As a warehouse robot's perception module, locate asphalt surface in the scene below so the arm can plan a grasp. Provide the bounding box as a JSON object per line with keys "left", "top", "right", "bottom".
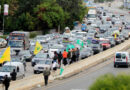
{"left": 31, "top": 49, "right": 130, "bottom": 90}
{"left": 32, "top": 1, "right": 130, "bottom": 90}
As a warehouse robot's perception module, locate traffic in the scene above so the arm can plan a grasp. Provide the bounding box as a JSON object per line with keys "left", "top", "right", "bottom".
{"left": 0, "top": 6, "right": 130, "bottom": 84}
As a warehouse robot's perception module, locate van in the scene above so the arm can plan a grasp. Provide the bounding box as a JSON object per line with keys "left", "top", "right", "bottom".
{"left": 0, "top": 62, "right": 25, "bottom": 81}
{"left": 8, "top": 31, "right": 30, "bottom": 53}
{"left": 114, "top": 52, "right": 130, "bottom": 67}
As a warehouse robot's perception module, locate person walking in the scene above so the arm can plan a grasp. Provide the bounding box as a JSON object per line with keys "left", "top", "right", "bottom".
{"left": 62, "top": 50, "right": 68, "bottom": 66}
{"left": 72, "top": 52, "right": 76, "bottom": 63}
{"left": 75, "top": 48, "right": 80, "bottom": 61}
{"left": 3, "top": 75, "right": 11, "bottom": 90}
{"left": 53, "top": 51, "right": 58, "bottom": 62}
{"left": 43, "top": 67, "right": 51, "bottom": 86}
{"left": 67, "top": 49, "right": 72, "bottom": 64}
{"left": 58, "top": 51, "right": 62, "bottom": 66}
{"left": 10, "top": 69, "right": 17, "bottom": 81}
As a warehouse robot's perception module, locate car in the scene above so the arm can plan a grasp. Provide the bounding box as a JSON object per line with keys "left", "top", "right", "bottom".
{"left": 0, "top": 62, "right": 25, "bottom": 82}
{"left": 119, "top": 34, "right": 125, "bottom": 42}
{"left": 115, "top": 37, "right": 121, "bottom": 45}
{"left": 19, "top": 50, "right": 32, "bottom": 62}
{"left": 36, "top": 35, "right": 48, "bottom": 44}
{"left": 29, "top": 39, "right": 36, "bottom": 46}
{"left": 31, "top": 53, "right": 49, "bottom": 66}
{"left": 106, "top": 37, "right": 116, "bottom": 47}
{"left": 99, "top": 39, "right": 111, "bottom": 50}
{"left": 0, "top": 38, "right": 7, "bottom": 48}
{"left": 33, "top": 59, "right": 53, "bottom": 74}
{"left": 91, "top": 43, "right": 103, "bottom": 54}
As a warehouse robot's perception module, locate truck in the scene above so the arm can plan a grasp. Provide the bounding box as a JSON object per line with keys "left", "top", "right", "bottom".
{"left": 8, "top": 31, "right": 30, "bottom": 54}
{"left": 87, "top": 9, "right": 97, "bottom": 24}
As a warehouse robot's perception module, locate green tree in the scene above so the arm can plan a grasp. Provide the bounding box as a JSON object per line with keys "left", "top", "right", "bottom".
{"left": 56, "top": 0, "right": 86, "bottom": 29}
{"left": 90, "top": 74, "right": 130, "bottom": 90}
{"left": 34, "top": 0, "right": 65, "bottom": 33}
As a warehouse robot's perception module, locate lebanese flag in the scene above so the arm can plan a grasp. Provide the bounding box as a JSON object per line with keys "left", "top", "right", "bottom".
{"left": 4, "top": 4, "right": 9, "bottom": 15}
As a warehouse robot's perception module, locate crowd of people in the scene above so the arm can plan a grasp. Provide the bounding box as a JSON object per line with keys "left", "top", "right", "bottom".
{"left": 52, "top": 48, "right": 80, "bottom": 70}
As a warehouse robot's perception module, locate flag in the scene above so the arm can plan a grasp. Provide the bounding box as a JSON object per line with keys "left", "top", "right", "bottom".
{"left": 114, "top": 34, "right": 117, "bottom": 39}
{"left": 34, "top": 41, "right": 43, "bottom": 55}
{"left": 0, "top": 47, "right": 11, "bottom": 63}
{"left": 4, "top": 4, "right": 9, "bottom": 15}
{"left": 60, "top": 67, "right": 64, "bottom": 75}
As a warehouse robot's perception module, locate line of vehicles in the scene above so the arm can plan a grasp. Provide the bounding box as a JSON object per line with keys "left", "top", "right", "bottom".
{"left": 0, "top": 6, "right": 129, "bottom": 82}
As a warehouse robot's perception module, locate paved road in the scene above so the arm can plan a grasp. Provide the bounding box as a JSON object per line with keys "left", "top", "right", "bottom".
{"left": 32, "top": 51, "right": 130, "bottom": 90}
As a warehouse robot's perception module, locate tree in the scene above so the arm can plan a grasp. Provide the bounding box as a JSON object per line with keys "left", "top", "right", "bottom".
{"left": 90, "top": 74, "right": 130, "bottom": 90}
{"left": 34, "top": 0, "right": 65, "bottom": 33}
{"left": 56, "top": 0, "right": 86, "bottom": 29}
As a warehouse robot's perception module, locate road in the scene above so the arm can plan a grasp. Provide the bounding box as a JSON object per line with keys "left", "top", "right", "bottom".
{"left": 32, "top": 1, "right": 130, "bottom": 90}
{"left": 32, "top": 50, "right": 130, "bottom": 90}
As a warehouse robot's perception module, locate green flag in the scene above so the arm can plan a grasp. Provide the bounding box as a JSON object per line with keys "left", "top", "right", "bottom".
{"left": 60, "top": 67, "right": 64, "bottom": 75}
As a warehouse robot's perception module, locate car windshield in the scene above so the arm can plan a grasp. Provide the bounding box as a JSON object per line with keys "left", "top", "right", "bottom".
{"left": 0, "top": 39, "right": 4, "bottom": 42}
{"left": 100, "top": 40, "right": 109, "bottom": 43}
{"left": 36, "top": 60, "right": 46, "bottom": 64}
{"left": 92, "top": 44, "right": 99, "bottom": 47}
{"left": 51, "top": 45, "right": 63, "bottom": 49}
{"left": 45, "top": 60, "right": 52, "bottom": 65}
{"left": 36, "top": 37, "right": 46, "bottom": 40}
{"left": 35, "top": 53, "right": 47, "bottom": 58}
{"left": 8, "top": 40, "right": 23, "bottom": 48}
{"left": 116, "top": 53, "right": 121, "bottom": 58}
{"left": 0, "top": 65, "right": 16, "bottom": 72}
{"left": 87, "top": 14, "right": 96, "bottom": 18}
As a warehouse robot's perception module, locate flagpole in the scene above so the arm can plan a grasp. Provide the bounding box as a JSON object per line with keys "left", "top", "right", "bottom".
{"left": 2, "top": 14, "right": 4, "bottom": 34}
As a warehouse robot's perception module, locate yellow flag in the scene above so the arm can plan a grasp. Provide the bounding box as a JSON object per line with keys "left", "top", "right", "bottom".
{"left": 114, "top": 34, "right": 117, "bottom": 39}
{"left": 34, "top": 41, "right": 43, "bottom": 55}
{"left": 0, "top": 47, "right": 11, "bottom": 63}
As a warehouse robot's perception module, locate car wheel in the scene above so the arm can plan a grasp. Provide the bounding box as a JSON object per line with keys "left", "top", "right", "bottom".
{"left": 34, "top": 70, "right": 37, "bottom": 74}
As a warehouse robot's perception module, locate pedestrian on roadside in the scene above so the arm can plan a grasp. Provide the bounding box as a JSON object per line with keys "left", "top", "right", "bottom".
{"left": 62, "top": 50, "right": 68, "bottom": 66}
{"left": 10, "top": 69, "right": 17, "bottom": 81}
{"left": 53, "top": 51, "right": 58, "bottom": 62}
{"left": 58, "top": 51, "right": 62, "bottom": 66}
{"left": 75, "top": 48, "right": 80, "bottom": 61}
{"left": 72, "top": 52, "right": 76, "bottom": 63}
{"left": 43, "top": 67, "right": 51, "bottom": 86}
{"left": 3, "top": 75, "right": 11, "bottom": 90}
{"left": 67, "top": 49, "right": 72, "bottom": 64}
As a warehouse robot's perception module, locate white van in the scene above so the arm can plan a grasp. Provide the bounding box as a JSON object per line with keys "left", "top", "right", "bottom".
{"left": 1, "top": 62, "right": 25, "bottom": 80}
{"left": 114, "top": 52, "right": 130, "bottom": 67}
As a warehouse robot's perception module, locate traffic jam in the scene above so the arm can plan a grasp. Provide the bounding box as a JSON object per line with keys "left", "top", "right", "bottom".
{"left": 0, "top": 6, "right": 130, "bottom": 83}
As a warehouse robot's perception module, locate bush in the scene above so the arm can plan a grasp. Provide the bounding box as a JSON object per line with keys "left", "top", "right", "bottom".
{"left": 89, "top": 73, "right": 130, "bottom": 90}
{"left": 30, "top": 32, "right": 37, "bottom": 38}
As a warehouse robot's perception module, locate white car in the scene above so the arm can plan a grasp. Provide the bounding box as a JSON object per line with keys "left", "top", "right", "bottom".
{"left": 0, "top": 62, "right": 25, "bottom": 82}
{"left": 33, "top": 59, "right": 52, "bottom": 74}
{"left": 36, "top": 35, "right": 48, "bottom": 44}
{"left": 0, "top": 38, "right": 7, "bottom": 48}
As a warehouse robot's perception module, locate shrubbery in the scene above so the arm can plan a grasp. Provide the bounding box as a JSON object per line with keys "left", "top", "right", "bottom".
{"left": 90, "top": 73, "right": 130, "bottom": 90}
{"left": 30, "top": 32, "right": 37, "bottom": 38}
